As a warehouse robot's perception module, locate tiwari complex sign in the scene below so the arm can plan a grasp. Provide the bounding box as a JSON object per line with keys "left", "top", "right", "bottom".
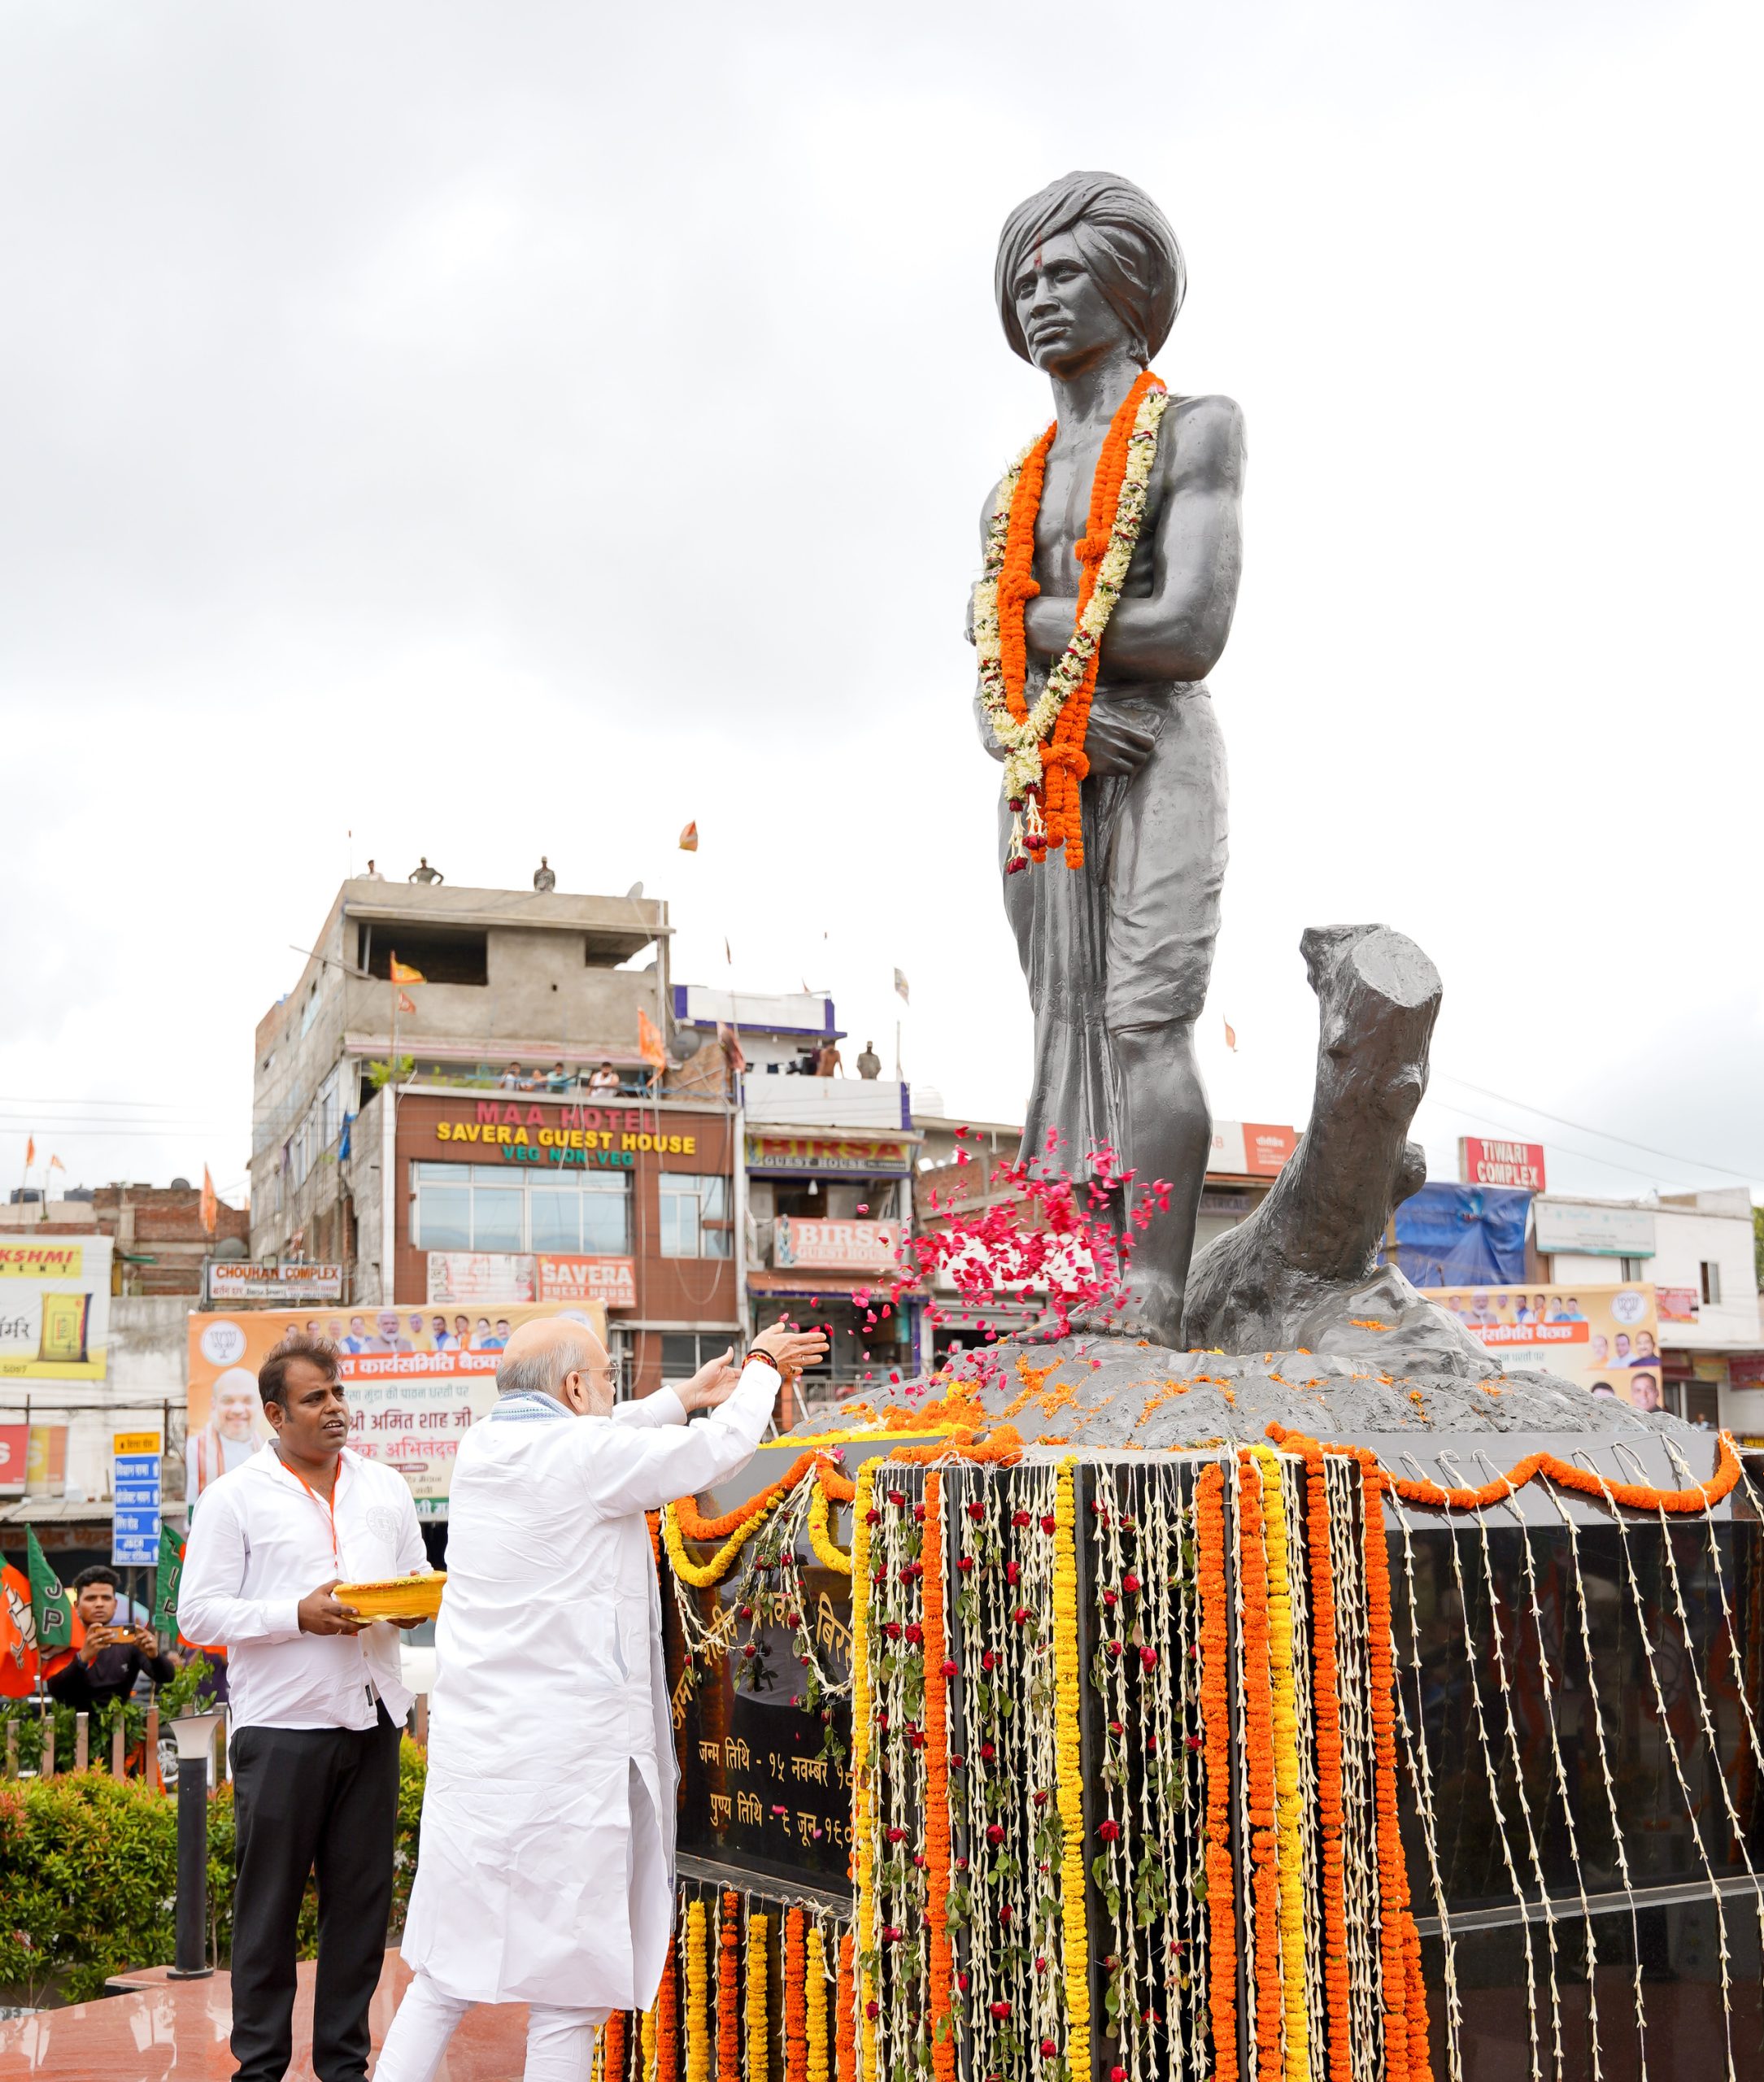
{"left": 1457, "top": 1138, "right": 1547, "bottom": 1191}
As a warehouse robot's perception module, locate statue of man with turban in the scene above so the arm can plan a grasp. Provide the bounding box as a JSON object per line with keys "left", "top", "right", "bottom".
{"left": 974, "top": 169, "right": 1245, "bottom": 1348}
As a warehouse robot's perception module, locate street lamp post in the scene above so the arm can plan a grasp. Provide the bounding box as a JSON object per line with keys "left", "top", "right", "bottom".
{"left": 167, "top": 1710, "right": 224, "bottom": 1979}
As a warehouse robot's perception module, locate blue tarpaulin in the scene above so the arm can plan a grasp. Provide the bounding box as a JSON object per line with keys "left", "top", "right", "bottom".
{"left": 1392, "top": 1180, "right": 1530, "bottom": 1287}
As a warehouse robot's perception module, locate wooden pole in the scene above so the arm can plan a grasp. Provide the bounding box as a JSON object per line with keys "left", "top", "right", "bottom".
{"left": 414, "top": 1694, "right": 429, "bottom": 1747}
{"left": 147, "top": 1699, "right": 161, "bottom": 1789}
{"left": 41, "top": 1710, "right": 54, "bottom": 1779}
{"left": 111, "top": 1718, "right": 127, "bottom": 1777}
{"left": 5, "top": 1721, "right": 16, "bottom": 1778}
{"left": 75, "top": 1711, "right": 89, "bottom": 1771}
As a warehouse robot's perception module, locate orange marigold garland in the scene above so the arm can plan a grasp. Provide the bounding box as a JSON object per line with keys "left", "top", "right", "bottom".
{"left": 717, "top": 1892, "right": 742, "bottom": 2082}
{"left": 1298, "top": 1440, "right": 1352, "bottom": 2082}
{"left": 1235, "top": 1450, "right": 1283, "bottom": 2082}
{"left": 1359, "top": 1461, "right": 1422, "bottom": 2082}
{"left": 836, "top": 1929, "right": 857, "bottom": 2082}
{"left": 1195, "top": 1461, "right": 1239, "bottom": 2076}
{"left": 919, "top": 1470, "right": 956, "bottom": 2082}
{"left": 785, "top": 1910, "right": 808, "bottom": 2082}
{"left": 603, "top": 2012, "right": 628, "bottom": 2082}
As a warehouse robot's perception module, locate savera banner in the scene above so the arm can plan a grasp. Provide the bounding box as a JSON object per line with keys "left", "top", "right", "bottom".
{"left": 1435, "top": 1281, "right": 1662, "bottom": 1409}
{"left": 185, "top": 1299, "right": 608, "bottom": 1507}
{"left": 0, "top": 1236, "right": 114, "bottom": 1380}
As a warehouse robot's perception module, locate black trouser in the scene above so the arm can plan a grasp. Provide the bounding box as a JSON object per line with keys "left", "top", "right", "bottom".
{"left": 229, "top": 1704, "right": 402, "bottom": 2082}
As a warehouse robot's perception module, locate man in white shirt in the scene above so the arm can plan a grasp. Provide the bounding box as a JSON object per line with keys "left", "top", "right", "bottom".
{"left": 179, "top": 1332, "right": 429, "bottom": 2082}
{"left": 374, "top": 1314, "right": 825, "bottom": 2082}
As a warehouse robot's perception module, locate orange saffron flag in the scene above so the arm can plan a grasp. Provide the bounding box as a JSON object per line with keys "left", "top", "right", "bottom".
{"left": 638, "top": 1008, "right": 669, "bottom": 1072}
{"left": 677, "top": 820, "right": 699, "bottom": 852}
{"left": 199, "top": 1165, "right": 218, "bottom": 1237}
{"left": 390, "top": 953, "right": 426, "bottom": 984}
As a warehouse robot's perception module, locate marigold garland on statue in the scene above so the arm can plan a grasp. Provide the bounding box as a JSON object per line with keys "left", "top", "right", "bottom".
{"left": 1358, "top": 1462, "right": 1418, "bottom": 2082}
{"left": 973, "top": 371, "right": 1172, "bottom": 870}
{"left": 1295, "top": 1441, "right": 1352, "bottom": 2080}
{"left": 808, "top": 1482, "right": 853, "bottom": 1575}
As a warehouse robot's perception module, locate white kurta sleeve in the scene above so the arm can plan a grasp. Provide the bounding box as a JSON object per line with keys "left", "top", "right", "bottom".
{"left": 580, "top": 1361, "right": 780, "bottom": 1520}
{"left": 611, "top": 1387, "right": 687, "bottom": 1431}
{"left": 178, "top": 1486, "right": 304, "bottom": 1647}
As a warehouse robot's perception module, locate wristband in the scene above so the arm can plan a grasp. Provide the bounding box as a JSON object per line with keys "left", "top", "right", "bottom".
{"left": 747, "top": 1348, "right": 782, "bottom": 1375}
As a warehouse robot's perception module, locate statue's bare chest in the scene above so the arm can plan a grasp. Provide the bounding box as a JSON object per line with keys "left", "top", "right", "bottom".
{"left": 1030, "top": 427, "right": 1161, "bottom": 597}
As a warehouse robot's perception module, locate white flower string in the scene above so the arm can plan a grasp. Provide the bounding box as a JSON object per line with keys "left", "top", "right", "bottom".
{"left": 1569, "top": 1444, "right": 1739, "bottom": 2082}
{"left": 1226, "top": 1451, "right": 1260, "bottom": 2030}
{"left": 1090, "top": 1464, "right": 1145, "bottom": 2080}
{"left": 1435, "top": 1450, "right": 1563, "bottom": 2081}
{"left": 1383, "top": 1479, "right": 1465, "bottom": 2080}
{"left": 1657, "top": 1434, "right": 1764, "bottom": 1787}
{"left": 1326, "top": 1453, "right": 1384, "bottom": 2082}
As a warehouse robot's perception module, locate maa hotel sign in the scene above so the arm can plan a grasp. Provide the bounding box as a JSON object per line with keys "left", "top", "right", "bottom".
{"left": 425, "top": 1100, "right": 701, "bottom": 1172}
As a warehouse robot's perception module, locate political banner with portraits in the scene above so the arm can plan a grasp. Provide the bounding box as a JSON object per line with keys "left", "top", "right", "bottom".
{"left": 1434, "top": 1282, "right": 1663, "bottom": 1409}
{"left": 185, "top": 1298, "right": 608, "bottom": 1509}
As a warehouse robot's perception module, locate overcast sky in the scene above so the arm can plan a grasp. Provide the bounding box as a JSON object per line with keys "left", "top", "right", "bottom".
{"left": 2, "top": 0, "right": 1758, "bottom": 1214}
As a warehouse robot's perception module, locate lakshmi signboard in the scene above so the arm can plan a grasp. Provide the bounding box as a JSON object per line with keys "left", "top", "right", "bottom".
{"left": 185, "top": 1298, "right": 608, "bottom": 1509}
{"left": 1435, "top": 1281, "right": 1663, "bottom": 1409}
{"left": 0, "top": 1236, "right": 113, "bottom": 1380}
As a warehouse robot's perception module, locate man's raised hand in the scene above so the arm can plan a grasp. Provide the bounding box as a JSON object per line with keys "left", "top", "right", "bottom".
{"left": 750, "top": 1322, "right": 830, "bottom": 1385}
{"left": 677, "top": 1347, "right": 742, "bottom": 1414}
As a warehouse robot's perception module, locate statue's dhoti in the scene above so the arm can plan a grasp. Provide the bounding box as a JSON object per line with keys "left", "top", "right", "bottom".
{"left": 1000, "top": 681, "right": 1227, "bottom": 1174}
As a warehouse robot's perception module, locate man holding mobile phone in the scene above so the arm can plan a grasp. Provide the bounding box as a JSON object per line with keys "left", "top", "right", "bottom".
{"left": 46, "top": 1565, "right": 177, "bottom": 1717}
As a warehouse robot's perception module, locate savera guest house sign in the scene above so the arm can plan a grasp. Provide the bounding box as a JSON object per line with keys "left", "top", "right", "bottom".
{"left": 432, "top": 1100, "right": 701, "bottom": 1170}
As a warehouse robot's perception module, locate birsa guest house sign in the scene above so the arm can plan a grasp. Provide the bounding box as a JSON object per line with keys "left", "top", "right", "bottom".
{"left": 425, "top": 1101, "right": 699, "bottom": 1172}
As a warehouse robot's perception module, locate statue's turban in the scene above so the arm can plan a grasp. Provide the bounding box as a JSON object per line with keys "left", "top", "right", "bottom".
{"left": 995, "top": 171, "right": 1186, "bottom": 367}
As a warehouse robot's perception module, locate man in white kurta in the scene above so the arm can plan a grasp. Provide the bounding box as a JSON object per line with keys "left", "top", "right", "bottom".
{"left": 377, "top": 1315, "right": 824, "bottom": 2082}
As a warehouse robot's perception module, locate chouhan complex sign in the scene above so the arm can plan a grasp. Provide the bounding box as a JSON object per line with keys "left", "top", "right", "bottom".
{"left": 1457, "top": 1138, "right": 1547, "bottom": 1191}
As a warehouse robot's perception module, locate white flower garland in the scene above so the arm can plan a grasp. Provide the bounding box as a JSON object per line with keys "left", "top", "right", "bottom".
{"left": 973, "top": 388, "right": 1172, "bottom": 818}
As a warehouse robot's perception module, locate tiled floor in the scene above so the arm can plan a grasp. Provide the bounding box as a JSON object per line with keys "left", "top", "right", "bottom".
{"left": 0, "top": 1950, "right": 528, "bottom": 2081}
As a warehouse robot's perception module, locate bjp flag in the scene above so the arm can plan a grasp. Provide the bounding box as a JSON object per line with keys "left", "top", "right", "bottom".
{"left": 0, "top": 1563, "right": 38, "bottom": 1699}
{"left": 200, "top": 1164, "right": 218, "bottom": 1236}
{"left": 677, "top": 820, "right": 699, "bottom": 852}
{"left": 638, "top": 1008, "right": 669, "bottom": 1073}
{"left": 390, "top": 953, "right": 426, "bottom": 984}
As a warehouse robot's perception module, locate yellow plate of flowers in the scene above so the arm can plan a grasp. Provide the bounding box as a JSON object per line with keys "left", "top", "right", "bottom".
{"left": 333, "top": 1572, "right": 446, "bottom": 1623}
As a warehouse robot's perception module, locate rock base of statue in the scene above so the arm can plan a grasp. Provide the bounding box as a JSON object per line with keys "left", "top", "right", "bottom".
{"left": 930, "top": 1326, "right": 1699, "bottom": 1453}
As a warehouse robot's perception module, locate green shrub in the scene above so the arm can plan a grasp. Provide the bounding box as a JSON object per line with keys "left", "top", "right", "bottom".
{"left": 0, "top": 1738, "right": 426, "bottom": 2006}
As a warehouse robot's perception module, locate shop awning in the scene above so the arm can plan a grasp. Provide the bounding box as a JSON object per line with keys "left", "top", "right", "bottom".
{"left": 747, "top": 1270, "right": 921, "bottom": 1299}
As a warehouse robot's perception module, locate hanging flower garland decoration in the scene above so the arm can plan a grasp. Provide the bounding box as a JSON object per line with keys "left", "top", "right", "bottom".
{"left": 747, "top": 1911, "right": 771, "bottom": 2082}
{"left": 973, "top": 370, "right": 1172, "bottom": 870}
{"left": 1195, "top": 1462, "right": 1239, "bottom": 2079}
{"left": 835, "top": 1930, "right": 857, "bottom": 2082}
{"left": 1052, "top": 1460, "right": 1092, "bottom": 2082}
{"left": 1234, "top": 1450, "right": 1283, "bottom": 2082}
{"left": 849, "top": 1462, "right": 882, "bottom": 2082}
{"left": 603, "top": 2013, "right": 627, "bottom": 2082}
{"left": 803, "top": 1919, "right": 827, "bottom": 2082}
{"left": 1252, "top": 1445, "right": 1310, "bottom": 2082}
{"left": 919, "top": 1470, "right": 957, "bottom": 2082}
{"left": 718, "top": 1893, "right": 742, "bottom": 2082}
{"left": 786, "top": 1910, "right": 808, "bottom": 2082}
{"left": 686, "top": 1899, "right": 712, "bottom": 2082}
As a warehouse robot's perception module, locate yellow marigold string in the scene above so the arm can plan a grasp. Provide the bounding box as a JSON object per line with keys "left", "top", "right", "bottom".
{"left": 851, "top": 1459, "right": 881, "bottom": 2082}
{"left": 806, "top": 1923, "right": 830, "bottom": 2082}
{"left": 686, "top": 1899, "right": 712, "bottom": 2082}
{"left": 808, "top": 1482, "right": 853, "bottom": 1575}
{"left": 747, "top": 1910, "right": 772, "bottom": 2082}
{"left": 663, "top": 1493, "right": 785, "bottom": 1589}
{"left": 1254, "top": 1445, "right": 1310, "bottom": 2082}
{"left": 642, "top": 2000, "right": 658, "bottom": 2082}
{"left": 1052, "top": 1459, "right": 1091, "bottom": 2079}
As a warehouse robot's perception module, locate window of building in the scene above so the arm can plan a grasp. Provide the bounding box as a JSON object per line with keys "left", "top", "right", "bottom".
{"left": 1619, "top": 1256, "right": 1646, "bottom": 1282}
{"left": 660, "top": 1331, "right": 726, "bottom": 1383}
{"left": 412, "top": 1162, "right": 630, "bottom": 1254}
{"left": 357, "top": 923, "right": 489, "bottom": 987}
{"left": 660, "top": 1174, "right": 732, "bottom": 1258}
{"left": 1700, "top": 1260, "right": 1723, "bottom": 1306}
